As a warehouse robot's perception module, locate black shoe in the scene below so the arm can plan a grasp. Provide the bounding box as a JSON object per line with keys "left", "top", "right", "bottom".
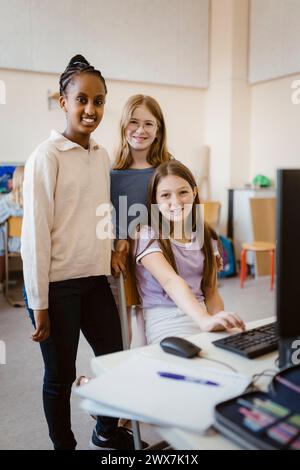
{"left": 90, "top": 426, "right": 148, "bottom": 450}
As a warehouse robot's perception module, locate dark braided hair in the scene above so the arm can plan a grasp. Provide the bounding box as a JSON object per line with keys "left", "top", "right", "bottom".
{"left": 59, "top": 54, "right": 107, "bottom": 96}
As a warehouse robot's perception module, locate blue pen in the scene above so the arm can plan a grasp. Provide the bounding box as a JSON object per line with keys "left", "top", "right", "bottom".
{"left": 158, "top": 371, "right": 220, "bottom": 386}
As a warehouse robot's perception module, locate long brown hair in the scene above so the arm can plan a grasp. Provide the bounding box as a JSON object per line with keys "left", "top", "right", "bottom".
{"left": 113, "top": 94, "right": 172, "bottom": 169}
{"left": 147, "top": 160, "right": 218, "bottom": 290}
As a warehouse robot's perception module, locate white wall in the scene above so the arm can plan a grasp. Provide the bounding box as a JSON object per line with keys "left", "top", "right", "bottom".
{"left": 205, "top": 0, "right": 250, "bottom": 232}
{"left": 250, "top": 73, "right": 300, "bottom": 184}
{"left": 0, "top": 0, "right": 209, "bottom": 88}
{"left": 249, "top": 0, "right": 300, "bottom": 83}
{"left": 1, "top": 2, "right": 300, "bottom": 227}
{"left": 0, "top": 68, "right": 206, "bottom": 173}
{"left": 0, "top": 69, "right": 65, "bottom": 163}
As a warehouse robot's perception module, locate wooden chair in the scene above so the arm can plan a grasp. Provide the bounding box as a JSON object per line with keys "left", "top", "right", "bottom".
{"left": 203, "top": 201, "right": 221, "bottom": 233}
{"left": 240, "top": 241, "right": 275, "bottom": 290}
{"left": 240, "top": 198, "right": 276, "bottom": 290}
{"left": 4, "top": 216, "right": 24, "bottom": 307}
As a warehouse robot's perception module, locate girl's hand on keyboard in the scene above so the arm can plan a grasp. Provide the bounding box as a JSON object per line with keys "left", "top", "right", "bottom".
{"left": 202, "top": 311, "right": 246, "bottom": 332}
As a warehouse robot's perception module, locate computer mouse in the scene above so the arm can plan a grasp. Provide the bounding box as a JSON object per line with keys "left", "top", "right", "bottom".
{"left": 159, "top": 336, "right": 201, "bottom": 358}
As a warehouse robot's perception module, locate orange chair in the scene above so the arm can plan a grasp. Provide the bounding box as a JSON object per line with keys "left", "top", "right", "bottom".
{"left": 240, "top": 241, "right": 275, "bottom": 290}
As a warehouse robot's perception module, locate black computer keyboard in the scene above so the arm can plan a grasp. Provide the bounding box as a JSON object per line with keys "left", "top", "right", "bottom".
{"left": 212, "top": 322, "right": 278, "bottom": 359}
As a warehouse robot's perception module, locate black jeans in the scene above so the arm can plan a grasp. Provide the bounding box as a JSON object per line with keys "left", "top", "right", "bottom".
{"left": 24, "top": 276, "right": 123, "bottom": 450}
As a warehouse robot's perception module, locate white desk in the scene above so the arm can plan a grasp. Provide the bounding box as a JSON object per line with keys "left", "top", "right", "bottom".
{"left": 91, "top": 317, "right": 277, "bottom": 450}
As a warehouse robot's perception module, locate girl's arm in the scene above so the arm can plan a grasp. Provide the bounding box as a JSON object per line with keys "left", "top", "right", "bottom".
{"left": 204, "top": 285, "right": 245, "bottom": 330}
{"left": 204, "top": 285, "right": 224, "bottom": 314}
{"left": 140, "top": 252, "right": 245, "bottom": 332}
{"left": 115, "top": 239, "right": 130, "bottom": 253}
{"left": 21, "top": 151, "right": 56, "bottom": 312}
{"left": 111, "top": 239, "right": 130, "bottom": 277}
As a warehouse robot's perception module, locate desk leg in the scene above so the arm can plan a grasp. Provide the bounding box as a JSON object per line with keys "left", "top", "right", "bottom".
{"left": 131, "top": 420, "right": 143, "bottom": 449}
{"left": 227, "top": 189, "right": 234, "bottom": 239}
{"left": 118, "top": 275, "right": 143, "bottom": 450}
{"left": 118, "top": 274, "right": 130, "bottom": 350}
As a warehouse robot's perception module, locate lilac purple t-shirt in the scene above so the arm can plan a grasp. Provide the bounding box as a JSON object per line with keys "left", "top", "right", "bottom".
{"left": 135, "top": 226, "right": 219, "bottom": 309}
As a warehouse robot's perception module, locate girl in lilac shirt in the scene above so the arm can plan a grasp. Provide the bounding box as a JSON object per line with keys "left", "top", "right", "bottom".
{"left": 134, "top": 161, "right": 245, "bottom": 344}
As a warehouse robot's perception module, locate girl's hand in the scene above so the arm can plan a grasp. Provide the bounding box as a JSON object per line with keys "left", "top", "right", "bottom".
{"left": 200, "top": 311, "right": 246, "bottom": 332}
{"left": 111, "top": 250, "right": 127, "bottom": 278}
{"left": 32, "top": 309, "right": 50, "bottom": 342}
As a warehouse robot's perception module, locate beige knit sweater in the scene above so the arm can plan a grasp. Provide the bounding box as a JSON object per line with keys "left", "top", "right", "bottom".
{"left": 21, "top": 130, "right": 113, "bottom": 310}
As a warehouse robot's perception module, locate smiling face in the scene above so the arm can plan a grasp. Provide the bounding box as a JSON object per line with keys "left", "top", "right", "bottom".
{"left": 59, "top": 73, "right": 106, "bottom": 147}
{"left": 156, "top": 174, "right": 197, "bottom": 223}
{"left": 125, "top": 104, "right": 158, "bottom": 152}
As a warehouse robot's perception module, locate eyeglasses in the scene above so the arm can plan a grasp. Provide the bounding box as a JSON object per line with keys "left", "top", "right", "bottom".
{"left": 127, "top": 119, "right": 158, "bottom": 131}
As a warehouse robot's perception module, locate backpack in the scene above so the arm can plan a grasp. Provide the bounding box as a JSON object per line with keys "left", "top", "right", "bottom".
{"left": 218, "top": 235, "right": 236, "bottom": 278}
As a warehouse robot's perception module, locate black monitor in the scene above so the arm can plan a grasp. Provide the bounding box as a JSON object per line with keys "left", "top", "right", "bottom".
{"left": 276, "top": 169, "right": 300, "bottom": 368}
